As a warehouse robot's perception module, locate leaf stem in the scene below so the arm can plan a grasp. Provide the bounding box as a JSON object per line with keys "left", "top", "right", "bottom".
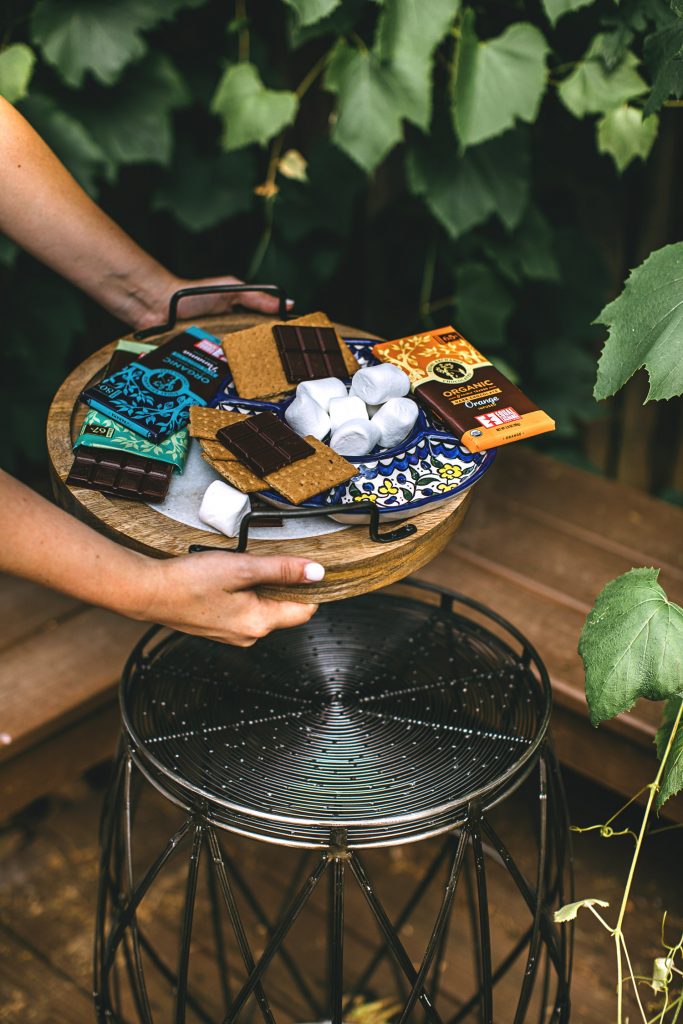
{"left": 295, "top": 47, "right": 334, "bottom": 100}
{"left": 236, "top": 0, "right": 249, "bottom": 63}
{"left": 612, "top": 700, "right": 683, "bottom": 1023}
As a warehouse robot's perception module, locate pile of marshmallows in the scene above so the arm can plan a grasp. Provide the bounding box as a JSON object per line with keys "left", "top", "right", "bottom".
{"left": 199, "top": 364, "right": 418, "bottom": 538}
{"left": 284, "top": 363, "right": 417, "bottom": 457}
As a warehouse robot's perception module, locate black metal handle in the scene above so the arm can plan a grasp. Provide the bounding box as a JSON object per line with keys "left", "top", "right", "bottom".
{"left": 188, "top": 503, "right": 417, "bottom": 554}
{"left": 133, "top": 284, "right": 289, "bottom": 340}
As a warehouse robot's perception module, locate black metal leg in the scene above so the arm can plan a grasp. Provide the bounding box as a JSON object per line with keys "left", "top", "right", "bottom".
{"left": 470, "top": 814, "right": 493, "bottom": 1024}
{"left": 218, "top": 853, "right": 328, "bottom": 1024}
{"left": 206, "top": 837, "right": 232, "bottom": 1011}
{"left": 175, "top": 823, "right": 203, "bottom": 1023}
{"left": 398, "top": 828, "right": 469, "bottom": 1024}
{"left": 348, "top": 851, "right": 444, "bottom": 1024}
{"left": 206, "top": 828, "right": 276, "bottom": 1024}
{"left": 329, "top": 856, "right": 345, "bottom": 1024}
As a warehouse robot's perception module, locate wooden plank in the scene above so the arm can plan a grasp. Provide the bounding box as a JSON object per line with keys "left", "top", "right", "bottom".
{"left": 0, "top": 608, "right": 147, "bottom": 763}
{"left": 0, "top": 575, "right": 80, "bottom": 655}
{"left": 0, "top": 925, "right": 94, "bottom": 1023}
{"left": 489, "top": 448, "right": 683, "bottom": 575}
{"left": 0, "top": 701, "right": 119, "bottom": 820}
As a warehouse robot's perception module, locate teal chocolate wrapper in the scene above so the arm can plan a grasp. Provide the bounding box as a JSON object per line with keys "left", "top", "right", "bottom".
{"left": 74, "top": 408, "right": 189, "bottom": 472}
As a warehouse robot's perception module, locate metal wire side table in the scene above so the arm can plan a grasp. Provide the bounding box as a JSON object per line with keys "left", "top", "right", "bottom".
{"left": 94, "top": 580, "right": 573, "bottom": 1023}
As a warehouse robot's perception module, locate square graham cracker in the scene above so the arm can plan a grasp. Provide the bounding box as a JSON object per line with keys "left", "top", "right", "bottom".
{"left": 202, "top": 435, "right": 356, "bottom": 505}
{"left": 189, "top": 406, "right": 246, "bottom": 440}
{"left": 221, "top": 312, "right": 359, "bottom": 400}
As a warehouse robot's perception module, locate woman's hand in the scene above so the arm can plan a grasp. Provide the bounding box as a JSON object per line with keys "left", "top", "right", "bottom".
{"left": 2, "top": 472, "right": 321, "bottom": 648}
{"left": 136, "top": 550, "right": 321, "bottom": 647}
{"left": 145, "top": 273, "right": 294, "bottom": 329}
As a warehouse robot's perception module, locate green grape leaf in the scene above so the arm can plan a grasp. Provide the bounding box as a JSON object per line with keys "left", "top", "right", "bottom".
{"left": 153, "top": 145, "right": 257, "bottom": 231}
{"left": 70, "top": 54, "right": 189, "bottom": 171}
{"left": 288, "top": 0, "right": 366, "bottom": 48}
{"left": 454, "top": 262, "right": 515, "bottom": 347}
{"left": 451, "top": 11, "right": 550, "bottom": 148}
{"left": 655, "top": 698, "right": 683, "bottom": 810}
{"left": 542, "top": 0, "right": 597, "bottom": 27}
{"left": 324, "top": 42, "right": 405, "bottom": 172}
{"left": 558, "top": 36, "right": 648, "bottom": 118}
{"left": 282, "top": 0, "right": 341, "bottom": 26}
{"left": 594, "top": 242, "right": 683, "bottom": 401}
{"left": 406, "top": 129, "right": 530, "bottom": 239}
{"left": 597, "top": 104, "right": 659, "bottom": 172}
{"left": 579, "top": 568, "right": 683, "bottom": 726}
{"left": 0, "top": 43, "right": 36, "bottom": 104}
{"left": 375, "top": 0, "right": 460, "bottom": 129}
{"left": 643, "top": 21, "right": 683, "bottom": 116}
{"left": 211, "top": 62, "right": 298, "bottom": 151}
{"left": 482, "top": 207, "right": 561, "bottom": 284}
{"left": 31, "top": 0, "right": 204, "bottom": 88}
{"left": 20, "top": 94, "right": 109, "bottom": 195}
{"left": 554, "top": 898, "right": 609, "bottom": 923}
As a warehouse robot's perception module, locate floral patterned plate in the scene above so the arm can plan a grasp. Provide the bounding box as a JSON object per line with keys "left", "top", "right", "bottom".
{"left": 213, "top": 338, "right": 495, "bottom": 522}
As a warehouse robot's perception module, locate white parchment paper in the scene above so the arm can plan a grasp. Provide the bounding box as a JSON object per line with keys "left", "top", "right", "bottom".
{"left": 147, "top": 441, "right": 349, "bottom": 541}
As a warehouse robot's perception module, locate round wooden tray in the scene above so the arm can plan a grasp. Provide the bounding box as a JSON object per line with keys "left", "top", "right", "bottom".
{"left": 47, "top": 313, "right": 473, "bottom": 603}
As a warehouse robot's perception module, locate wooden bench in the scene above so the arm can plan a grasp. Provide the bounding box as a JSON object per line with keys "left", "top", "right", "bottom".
{"left": 2, "top": 445, "right": 682, "bottom": 822}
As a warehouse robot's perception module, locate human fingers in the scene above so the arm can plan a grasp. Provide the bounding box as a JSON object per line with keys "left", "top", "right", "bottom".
{"left": 223, "top": 552, "right": 326, "bottom": 590}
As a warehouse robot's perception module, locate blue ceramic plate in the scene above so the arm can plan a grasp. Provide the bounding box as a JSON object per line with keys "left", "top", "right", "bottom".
{"left": 212, "top": 338, "right": 495, "bottom": 521}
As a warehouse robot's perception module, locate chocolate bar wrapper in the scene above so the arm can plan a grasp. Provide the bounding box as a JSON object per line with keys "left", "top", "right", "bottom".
{"left": 81, "top": 327, "right": 229, "bottom": 442}
{"left": 74, "top": 408, "right": 189, "bottom": 472}
{"left": 104, "top": 338, "right": 155, "bottom": 376}
{"left": 372, "top": 326, "right": 554, "bottom": 453}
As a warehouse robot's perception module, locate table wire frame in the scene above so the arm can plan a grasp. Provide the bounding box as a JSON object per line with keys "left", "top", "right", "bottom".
{"left": 94, "top": 581, "right": 573, "bottom": 1023}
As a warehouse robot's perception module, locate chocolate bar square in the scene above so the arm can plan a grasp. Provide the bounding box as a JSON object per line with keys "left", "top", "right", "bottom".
{"left": 272, "top": 324, "right": 348, "bottom": 384}
{"left": 67, "top": 449, "right": 172, "bottom": 502}
{"left": 215, "top": 411, "right": 314, "bottom": 477}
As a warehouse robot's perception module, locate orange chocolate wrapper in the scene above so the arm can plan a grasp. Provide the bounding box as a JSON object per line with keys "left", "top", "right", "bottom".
{"left": 372, "top": 326, "right": 555, "bottom": 453}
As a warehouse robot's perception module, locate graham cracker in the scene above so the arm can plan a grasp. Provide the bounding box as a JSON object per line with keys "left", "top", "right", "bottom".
{"left": 189, "top": 406, "right": 246, "bottom": 440}
{"left": 221, "top": 312, "right": 359, "bottom": 400}
{"left": 208, "top": 456, "right": 265, "bottom": 493}
{"left": 200, "top": 438, "right": 237, "bottom": 462}
{"left": 264, "top": 438, "right": 356, "bottom": 504}
{"left": 201, "top": 433, "right": 357, "bottom": 505}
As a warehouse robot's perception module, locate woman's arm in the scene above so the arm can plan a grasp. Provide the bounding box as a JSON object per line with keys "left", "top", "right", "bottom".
{"left": 1, "top": 471, "right": 322, "bottom": 646}
{"left": 0, "top": 97, "right": 290, "bottom": 329}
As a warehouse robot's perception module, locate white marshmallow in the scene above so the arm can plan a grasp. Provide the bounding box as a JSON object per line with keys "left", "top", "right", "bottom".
{"left": 285, "top": 392, "right": 330, "bottom": 440}
{"left": 329, "top": 418, "right": 380, "bottom": 458}
{"left": 296, "top": 377, "right": 347, "bottom": 412}
{"left": 328, "top": 395, "right": 368, "bottom": 432}
{"left": 350, "top": 364, "right": 410, "bottom": 405}
{"left": 199, "top": 480, "right": 250, "bottom": 537}
{"left": 372, "top": 397, "right": 420, "bottom": 449}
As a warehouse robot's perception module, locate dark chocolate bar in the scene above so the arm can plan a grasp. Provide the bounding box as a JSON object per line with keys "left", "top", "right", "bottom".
{"left": 272, "top": 324, "right": 348, "bottom": 384}
{"left": 373, "top": 326, "right": 555, "bottom": 453}
{"left": 67, "top": 448, "right": 172, "bottom": 502}
{"left": 216, "top": 411, "right": 314, "bottom": 476}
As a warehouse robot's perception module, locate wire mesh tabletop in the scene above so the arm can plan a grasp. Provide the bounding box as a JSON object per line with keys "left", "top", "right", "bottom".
{"left": 122, "top": 583, "right": 551, "bottom": 847}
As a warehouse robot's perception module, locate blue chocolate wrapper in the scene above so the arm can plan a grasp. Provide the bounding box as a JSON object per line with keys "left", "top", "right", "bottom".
{"left": 81, "top": 327, "right": 229, "bottom": 442}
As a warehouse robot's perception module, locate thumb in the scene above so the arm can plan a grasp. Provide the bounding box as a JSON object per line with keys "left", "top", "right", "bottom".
{"left": 231, "top": 553, "right": 326, "bottom": 589}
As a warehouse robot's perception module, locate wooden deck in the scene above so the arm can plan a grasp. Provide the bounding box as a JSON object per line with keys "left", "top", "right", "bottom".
{"left": 1, "top": 765, "right": 680, "bottom": 1022}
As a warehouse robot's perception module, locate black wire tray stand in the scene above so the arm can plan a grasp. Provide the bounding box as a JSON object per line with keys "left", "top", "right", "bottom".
{"left": 94, "top": 581, "right": 573, "bottom": 1024}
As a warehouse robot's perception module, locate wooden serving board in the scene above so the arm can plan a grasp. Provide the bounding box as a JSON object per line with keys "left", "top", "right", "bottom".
{"left": 47, "top": 312, "right": 473, "bottom": 602}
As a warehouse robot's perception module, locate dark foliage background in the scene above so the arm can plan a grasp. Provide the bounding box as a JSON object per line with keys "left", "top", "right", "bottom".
{"left": 0, "top": 0, "right": 681, "bottom": 488}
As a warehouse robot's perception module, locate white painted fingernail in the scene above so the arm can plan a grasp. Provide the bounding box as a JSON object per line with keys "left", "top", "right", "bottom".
{"left": 286, "top": 298, "right": 295, "bottom": 307}
{"left": 304, "top": 562, "right": 325, "bottom": 582}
